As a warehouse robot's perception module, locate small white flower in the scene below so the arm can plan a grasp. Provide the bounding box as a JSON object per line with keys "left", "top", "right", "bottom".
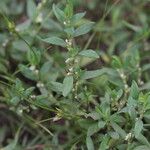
{"left": 67, "top": 72, "right": 72, "bottom": 76}
{"left": 35, "top": 69, "right": 39, "bottom": 74}
{"left": 140, "top": 81, "right": 144, "bottom": 85}
{"left": 65, "top": 58, "right": 73, "bottom": 63}
{"left": 36, "top": 82, "right": 44, "bottom": 88}
{"left": 138, "top": 79, "right": 144, "bottom": 85}
{"left": 2, "top": 39, "right": 9, "bottom": 47}
{"left": 120, "top": 73, "right": 124, "bottom": 78}
{"left": 125, "top": 84, "right": 128, "bottom": 89}
{"left": 15, "top": 27, "right": 20, "bottom": 32}
{"left": 65, "top": 39, "right": 72, "bottom": 46}
{"left": 69, "top": 67, "right": 73, "bottom": 72}
{"left": 53, "top": 116, "right": 61, "bottom": 122}
{"left": 29, "top": 65, "right": 36, "bottom": 71}
{"left": 136, "top": 64, "right": 140, "bottom": 68}
{"left": 40, "top": 83, "right": 44, "bottom": 87}
{"left": 65, "top": 58, "right": 71, "bottom": 63}
{"left": 36, "top": 13, "right": 43, "bottom": 23}
{"left": 68, "top": 42, "right": 72, "bottom": 46}
{"left": 138, "top": 67, "right": 141, "bottom": 71}
{"left": 75, "top": 59, "right": 79, "bottom": 63}
{"left": 18, "top": 109, "right": 23, "bottom": 114}
{"left": 63, "top": 21, "right": 67, "bottom": 25}
{"left": 65, "top": 39, "right": 69, "bottom": 43}
{"left": 125, "top": 133, "right": 132, "bottom": 141}
{"left": 76, "top": 82, "right": 79, "bottom": 86}
{"left": 2, "top": 43, "right": 6, "bottom": 47}
{"left": 37, "top": 3, "right": 42, "bottom": 9}
{"left": 30, "top": 95, "right": 36, "bottom": 99}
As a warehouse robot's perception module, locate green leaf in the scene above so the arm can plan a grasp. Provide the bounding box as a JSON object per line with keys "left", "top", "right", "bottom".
{"left": 98, "top": 121, "right": 106, "bottom": 129}
{"left": 40, "top": 61, "right": 52, "bottom": 77}
{"left": 62, "top": 75, "right": 73, "bottom": 97}
{"left": 112, "top": 56, "right": 122, "bottom": 68}
{"left": 136, "top": 134, "right": 150, "bottom": 147}
{"left": 27, "top": 49, "right": 41, "bottom": 65}
{"left": 71, "top": 12, "right": 86, "bottom": 24}
{"left": 86, "top": 136, "right": 94, "bottom": 150}
{"left": 13, "top": 40, "right": 29, "bottom": 52}
{"left": 130, "top": 81, "right": 139, "bottom": 99}
{"left": 74, "top": 22, "right": 94, "bottom": 37}
{"left": 79, "top": 49, "right": 99, "bottom": 58}
{"left": 99, "top": 135, "right": 109, "bottom": 150}
{"left": 111, "top": 122, "right": 126, "bottom": 138}
{"left": 65, "top": 0, "right": 73, "bottom": 19}
{"left": 133, "top": 145, "right": 150, "bottom": 150}
{"left": 35, "top": 95, "right": 51, "bottom": 107}
{"left": 134, "top": 119, "right": 143, "bottom": 138}
{"left": 64, "top": 27, "right": 74, "bottom": 36}
{"left": 24, "top": 87, "right": 35, "bottom": 97}
{"left": 27, "top": 0, "right": 37, "bottom": 20}
{"left": 127, "top": 97, "right": 137, "bottom": 120}
{"left": 19, "top": 64, "right": 38, "bottom": 81}
{"left": 82, "top": 69, "right": 105, "bottom": 80}
{"left": 0, "top": 63, "right": 7, "bottom": 73}
{"left": 10, "top": 96, "right": 20, "bottom": 105}
{"left": 50, "top": 81, "right": 63, "bottom": 92}
{"left": 108, "top": 132, "right": 119, "bottom": 139}
{"left": 42, "top": 36, "right": 66, "bottom": 47}
{"left": 64, "top": 27, "right": 75, "bottom": 36}
{"left": 87, "top": 122, "right": 99, "bottom": 136}
{"left": 82, "top": 68, "right": 118, "bottom": 80}
{"left": 52, "top": 4, "right": 65, "bottom": 22}
{"left": 16, "top": 20, "right": 31, "bottom": 31}
{"left": 15, "top": 79, "right": 23, "bottom": 92}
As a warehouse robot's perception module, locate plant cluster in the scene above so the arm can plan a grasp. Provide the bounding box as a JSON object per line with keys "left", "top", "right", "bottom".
{"left": 0, "top": 0, "right": 150, "bottom": 150}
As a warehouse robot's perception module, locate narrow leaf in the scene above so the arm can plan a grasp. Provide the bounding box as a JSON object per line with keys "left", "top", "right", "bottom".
{"left": 112, "top": 56, "right": 122, "bottom": 68}
{"left": 63, "top": 76, "right": 73, "bottom": 97}
{"left": 111, "top": 122, "right": 126, "bottom": 138}
{"left": 79, "top": 49, "right": 99, "bottom": 58}
{"left": 108, "top": 132, "right": 119, "bottom": 139}
{"left": 50, "top": 81, "right": 63, "bottom": 92}
{"left": 82, "top": 69, "right": 105, "bottom": 80}
{"left": 42, "top": 37, "right": 66, "bottom": 47}
{"left": 130, "top": 81, "right": 139, "bottom": 99}
{"left": 99, "top": 135, "right": 109, "bottom": 150}
{"left": 133, "top": 145, "right": 150, "bottom": 150}
{"left": 27, "top": 0, "right": 37, "bottom": 20}
{"left": 71, "top": 12, "right": 86, "bottom": 24}
{"left": 87, "top": 123, "right": 99, "bottom": 136}
{"left": 65, "top": 1, "right": 73, "bottom": 19}
{"left": 74, "top": 22, "right": 94, "bottom": 37}
{"left": 136, "top": 134, "right": 150, "bottom": 147}
{"left": 0, "top": 63, "right": 7, "bottom": 73}
{"left": 64, "top": 27, "right": 75, "bottom": 36}
{"left": 134, "top": 119, "right": 143, "bottom": 138}
{"left": 27, "top": 49, "right": 41, "bottom": 65}
{"left": 86, "top": 136, "right": 94, "bottom": 150}
{"left": 52, "top": 4, "right": 65, "bottom": 22}
{"left": 19, "top": 64, "right": 38, "bottom": 81}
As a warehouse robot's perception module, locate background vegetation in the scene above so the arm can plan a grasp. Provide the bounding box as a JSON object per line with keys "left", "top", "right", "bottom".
{"left": 0, "top": 0, "right": 150, "bottom": 149}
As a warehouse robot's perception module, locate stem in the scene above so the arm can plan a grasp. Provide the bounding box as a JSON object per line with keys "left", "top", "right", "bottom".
{"left": 0, "top": 11, "right": 36, "bottom": 55}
